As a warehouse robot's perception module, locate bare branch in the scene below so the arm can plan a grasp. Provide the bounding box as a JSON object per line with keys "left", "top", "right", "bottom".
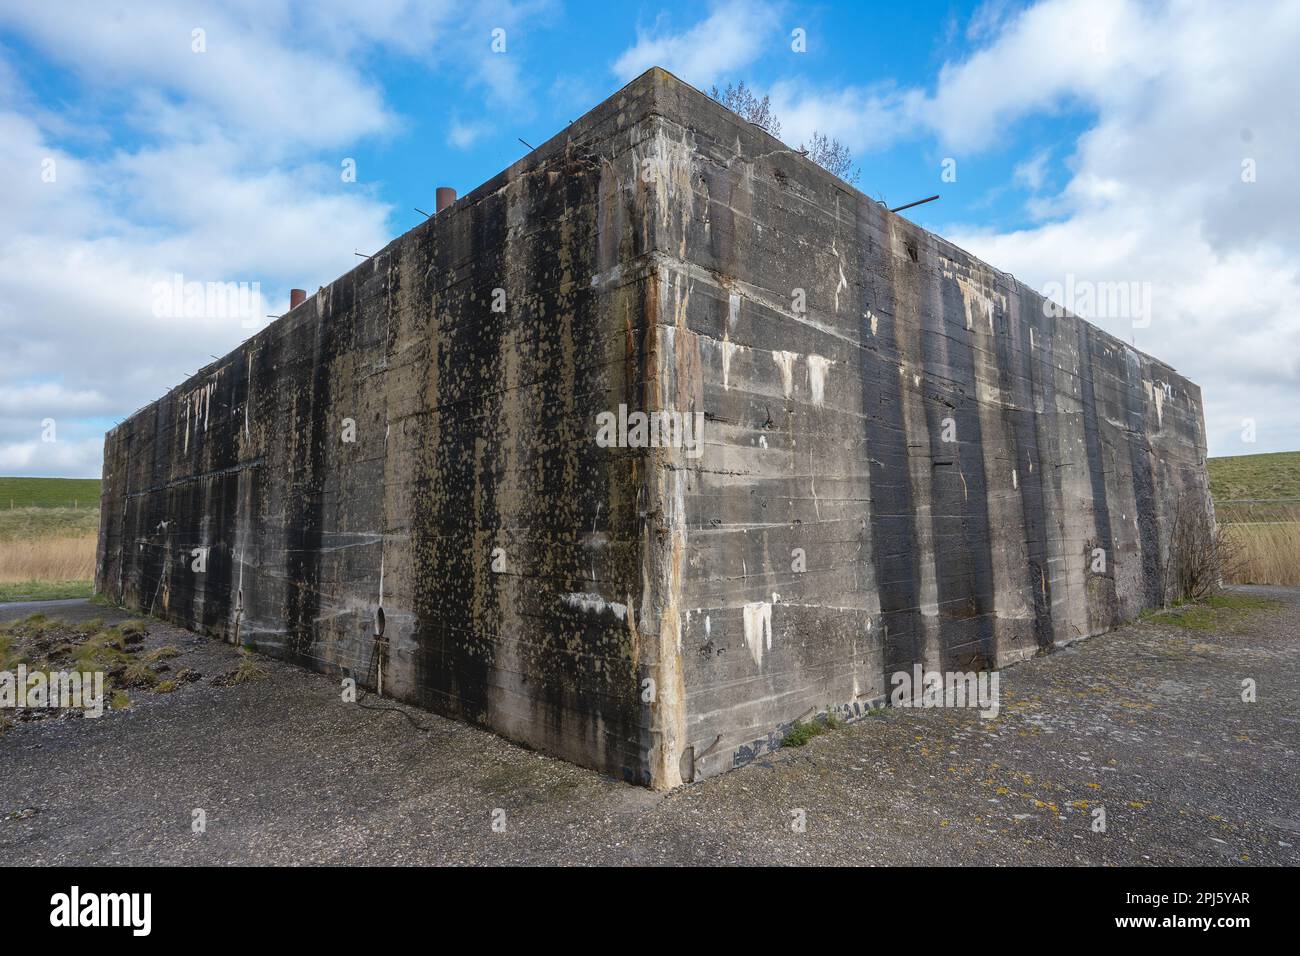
{"left": 799, "top": 131, "right": 860, "bottom": 185}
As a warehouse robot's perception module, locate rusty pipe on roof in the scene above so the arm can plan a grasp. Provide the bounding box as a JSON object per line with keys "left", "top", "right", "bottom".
{"left": 436, "top": 187, "right": 456, "bottom": 213}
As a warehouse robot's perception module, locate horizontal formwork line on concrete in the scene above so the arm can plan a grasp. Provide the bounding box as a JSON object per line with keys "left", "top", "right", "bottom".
{"left": 680, "top": 589, "right": 1030, "bottom": 617}
{"left": 720, "top": 359, "right": 1180, "bottom": 453}
{"left": 107, "top": 518, "right": 644, "bottom": 550}
{"left": 650, "top": 249, "right": 1178, "bottom": 390}
{"left": 132, "top": 571, "right": 647, "bottom": 619}
{"left": 684, "top": 298, "right": 1091, "bottom": 398}
{"left": 685, "top": 517, "right": 872, "bottom": 533}
{"left": 684, "top": 589, "right": 1020, "bottom": 617}
{"left": 675, "top": 492, "right": 1100, "bottom": 517}
{"left": 207, "top": 344, "right": 657, "bottom": 431}
{"left": 117, "top": 298, "right": 661, "bottom": 453}
{"left": 107, "top": 517, "right": 1131, "bottom": 557}
{"left": 685, "top": 687, "right": 878, "bottom": 741}
{"left": 662, "top": 138, "right": 1180, "bottom": 376}
{"left": 683, "top": 637, "right": 1006, "bottom": 690}
{"left": 284, "top": 615, "right": 637, "bottom": 668}
{"left": 683, "top": 599, "right": 878, "bottom": 616}
{"left": 683, "top": 567, "right": 1108, "bottom": 603}
{"left": 250, "top": 638, "right": 646, "bottom": 750}
{"left": 698, "top": 382, "right": 1130, "bottom": 437}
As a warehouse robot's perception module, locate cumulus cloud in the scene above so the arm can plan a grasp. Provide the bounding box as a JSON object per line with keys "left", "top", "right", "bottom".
{"left": 0, "top": 438, "right": 106, "bottom": 475}
{"left": 0, "top": 87, "right": 394, "bottom": 477}
{"left": 767, "top": 79, "right": 922, "bottom": 156}
{"left": 937, "top": 0, "right": 1300, "bottom": 455}
{"left": 612, "top": 0, "right": 782, "bottom": 88}
{"left": 448, "top": 118, "right": 491, "bottom": 150}
{"left": 1013, "top": 149, "right": 1050, "bottom": 192}
{"left": 0, "top": 0, "right": 550, "bottom": 477}
{"left": 0, "top": 2, "right": 399, "bottom": 148}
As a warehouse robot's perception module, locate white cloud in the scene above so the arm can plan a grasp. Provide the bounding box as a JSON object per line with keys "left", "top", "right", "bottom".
{"left": 757, "top": 0, "right": 1157, "bottom": 158}
{"left": 937, "top": 0, "right": 1300, "bottom": 456}
{"left": 0, "top": 1, "right": 399, "bottom": 149}
{"left": 0, "top": 438, "right": 105, "bottom": 476}
{"left": 1013, "top": 149, "right": 1050, "bottom": 192}
{"left": 0, "top": 1, "right": 558, "bottom": 477}
{"left": 920, "top": 0, "right": 1160, "bottom": 153}
{"left": 767, "top": 79, "right": 922, "bottom": 155}
{"left": 0, "top": 384, "right": 112, "bottom": 418}
{"left": 0, "top": 139, "right": 394, "bottom": 455}
{"left": 448, "top": 118, "right": 490, "bottom": 150}
{"left": 612, "top": 0, "right": 782, "bottom": 88}
{"left": 0, "top": 2, "right": 425, "bottom": 477}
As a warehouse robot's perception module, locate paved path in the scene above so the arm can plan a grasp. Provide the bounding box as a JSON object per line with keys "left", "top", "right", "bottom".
{"left": 2, "top": 588, "right": 1297, "bottom": 865}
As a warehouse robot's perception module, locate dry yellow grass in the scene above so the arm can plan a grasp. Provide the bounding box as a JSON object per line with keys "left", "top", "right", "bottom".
{"left": 0, "top": 535, "right": 97, "bottom": 584}
{"left": 1221, "top": 503, "right": 1300, "bottom": 587}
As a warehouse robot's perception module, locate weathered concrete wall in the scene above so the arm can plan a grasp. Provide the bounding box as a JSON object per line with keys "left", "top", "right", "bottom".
{"left": 98, "top": 75, "right": 674, "bottom": 783}
{"left": 98, "top": 68, "right": 1212, "bottom": 789}
{"left": 641, "top": 73, "right": 1211, "bottom": 782}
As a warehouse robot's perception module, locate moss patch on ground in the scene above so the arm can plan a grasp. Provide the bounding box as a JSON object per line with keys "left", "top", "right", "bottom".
{"left": 781, "top": 713, "right": 843, "bottom": 747}
{"left": 1143, "top": 592, "right": 1284, "bottom": 631}
{"left": 0, "top": 614, "right": 182, "bottom": 729}
{"left": 0, "top": 580, "right": 94, "bottom": 603}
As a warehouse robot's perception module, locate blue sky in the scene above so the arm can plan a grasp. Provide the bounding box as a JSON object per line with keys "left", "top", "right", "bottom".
{"left": 2, "top": 0, "right": 1298, "bottom": 476}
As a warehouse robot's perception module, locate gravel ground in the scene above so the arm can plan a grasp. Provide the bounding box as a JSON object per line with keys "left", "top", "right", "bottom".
{"left": 2, "top": 587, "right": 1297, "bottom": 866}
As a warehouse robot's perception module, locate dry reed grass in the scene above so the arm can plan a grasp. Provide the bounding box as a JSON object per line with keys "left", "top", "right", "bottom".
{"left": 1219, "top": 502, "right": 1300, "bottom": 587}
{"left": 0, "top": 535, "right": 97, "bottom": 584}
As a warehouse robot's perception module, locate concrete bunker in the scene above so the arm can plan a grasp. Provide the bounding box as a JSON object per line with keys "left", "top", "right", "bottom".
{"left": 97, "top": 68, "right": 1213, "bottom": 788}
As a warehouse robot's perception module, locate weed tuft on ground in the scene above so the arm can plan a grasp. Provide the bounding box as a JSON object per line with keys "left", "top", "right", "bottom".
{"left": 781, "top": 713, "right": 842, "bottom": 747}
{"left": 231, "top": 649, "right": 267, "bottom": 685}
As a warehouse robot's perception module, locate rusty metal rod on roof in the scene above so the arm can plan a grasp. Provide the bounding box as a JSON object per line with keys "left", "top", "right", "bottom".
{"left": 890, "top": 194, "right": 940, "bottom": 213}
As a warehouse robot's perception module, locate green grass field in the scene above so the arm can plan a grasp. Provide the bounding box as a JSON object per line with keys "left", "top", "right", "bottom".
{"left": 0, "top": 476, "right": 101, "bottom": 544}
{"left": 0, "top": 580, "right": 94, "bottom": 602}
{"left": 0, "top": 507, "right": 100, "bottom": 542}
{"left": 1207, "top": 451, "right": 1300, "bottom": 501}
{"left": 0, "top": 477, "right": 101, "bottom": 603}
{"left": 0, "top": 476, "right": 101, "bottom": 510}
{"left": 1206, "top": 451, "right": 1300, "bottom": 587}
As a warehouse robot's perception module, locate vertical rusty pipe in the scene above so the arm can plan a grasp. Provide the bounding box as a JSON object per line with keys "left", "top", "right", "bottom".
{"left": 289, "top": 288, "right": 306, "bottom": 309}
{"left": 436, "top": 187, "right": 457, "bottom": 213}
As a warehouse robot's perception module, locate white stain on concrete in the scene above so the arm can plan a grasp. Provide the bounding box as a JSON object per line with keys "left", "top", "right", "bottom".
{"left": 954, "top": 275, "right": 1003, "bottom": 332}
{"left": 742, "top": 600, "right": 773, "bottom": 667}
{"left": 831, "top": 241, "right": 848, "bottom": 313}
{"left": 721, "top": 337, "right": 739, "bottom": 391}
{"left": 806, "top": 354, "right": 831, "bottom": 406}
{"left": 772, "top": 350, "right": 797, "bottom": 398}
{"left": 563, "top": 592, "right": 628, "bottom": 621}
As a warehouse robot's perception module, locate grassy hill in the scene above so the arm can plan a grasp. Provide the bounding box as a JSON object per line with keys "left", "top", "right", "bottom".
{"left": 0, "top": 476, "right": 101, "bottom": 510}
{"left": 1207, "top": 451, "right": 1300, "bottom": 501}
